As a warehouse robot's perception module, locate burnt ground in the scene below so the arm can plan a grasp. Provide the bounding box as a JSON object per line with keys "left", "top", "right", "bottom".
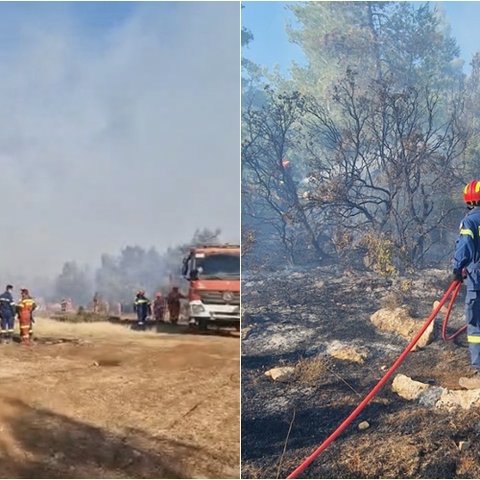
{"left": 241, "top": 266, "right": 480, "bottom": 479}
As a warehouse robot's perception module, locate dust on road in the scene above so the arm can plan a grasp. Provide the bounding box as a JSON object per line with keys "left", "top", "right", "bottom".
{"left": 0, "top": 318, "right": 240, "bottom": 479}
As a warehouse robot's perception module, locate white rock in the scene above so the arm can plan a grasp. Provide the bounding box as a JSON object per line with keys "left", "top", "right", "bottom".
{"left": 358, "top": 421, "right": 370, "bottom": 430}
{"left": 432, "top": 300, "right": 449, "bottom": 317}
{"left": 392, "top": 374, "right": 480, "bottom": 411}
{"left": 264, "top": 366, "right": 295, "bottom": 382}
{"left": 458, "top": 440, "right": 471, "bottom": 451}
{"left": 436, "top": 388, "right": 480, "bottom": 411}
{"left": 327, "top": 341, "right": 368, "bottom": 364}
{"left": 370, "top": 307, "right": 434, "bottom": 350}
{"left": 392, "top": 374, "right": 430, "bottom": 400}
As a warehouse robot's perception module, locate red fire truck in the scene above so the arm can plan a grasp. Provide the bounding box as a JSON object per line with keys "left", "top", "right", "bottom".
{"left": 182, "top": 244, "right": 240, "bottom": 330}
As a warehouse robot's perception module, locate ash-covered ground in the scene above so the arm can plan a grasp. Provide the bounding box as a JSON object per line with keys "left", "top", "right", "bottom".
{"left": 242, "top": 266, "right": 480, "bottom": 479}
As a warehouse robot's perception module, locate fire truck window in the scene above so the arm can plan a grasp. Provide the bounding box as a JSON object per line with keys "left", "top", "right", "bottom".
{"left": 195, "top": 254, "right": 239, "bottom": 279}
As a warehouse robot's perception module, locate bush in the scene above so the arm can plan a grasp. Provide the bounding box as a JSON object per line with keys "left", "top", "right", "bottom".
{"left": 361, "top": 232, "right": 396, "bottom": 277}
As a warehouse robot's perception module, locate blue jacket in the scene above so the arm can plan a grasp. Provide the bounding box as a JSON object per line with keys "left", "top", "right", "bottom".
{"left": 0, "top": 290, "right": 15, "bottom": 317}
{"left": 134, "top": 295, "right": 151, "bottom": 319}
{"left": 453, "top": 207, "right": 480, "bottom": 290}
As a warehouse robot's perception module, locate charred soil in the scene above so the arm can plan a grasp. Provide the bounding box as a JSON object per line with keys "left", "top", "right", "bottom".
{"left": 0, "top": 319, "right": 239, "bottom": 479}
{"left": 242, "top": 267, "right": 480, "bottom": 479}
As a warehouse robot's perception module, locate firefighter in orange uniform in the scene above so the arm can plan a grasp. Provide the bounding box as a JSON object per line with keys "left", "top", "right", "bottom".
{"left": 17, "top": 288, "right": 36, "bottom": 344}
{"left": 167, "top": 287, "right": 186, "bottom": 325}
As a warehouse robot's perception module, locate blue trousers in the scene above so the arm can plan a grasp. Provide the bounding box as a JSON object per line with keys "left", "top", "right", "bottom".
{"left": 0, "top": 314, "right": 14, "bottom": 334}
{"left": 465, "top": 290, "right": 480, "bottom": 369}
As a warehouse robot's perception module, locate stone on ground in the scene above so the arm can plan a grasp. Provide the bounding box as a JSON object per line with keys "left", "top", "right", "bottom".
{"left": 392, "top": 374, "right": 480, "bottom": 411}
{"left": 392, "top": 374, "right": 430, "bottom": 400}
{"left": 370, "top": 307, "right": 434, "bottom": 350}
{"left": 436, "top": 388, "right": 480, "bottom": 411}
{"left": 358, "top": 421, "right": 370, "bottom": 430}
{"left": 327, "top": 341, "right": 368, "bottom": 364}
{"left": 264, "top": 366, "right": 295, "bottom": 382}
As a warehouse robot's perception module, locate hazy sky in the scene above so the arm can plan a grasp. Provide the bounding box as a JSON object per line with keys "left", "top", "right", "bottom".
{"left": 242, "top": 1, "right": 480, "bottom": 75}
{"left": 0, "top": 2, "right": 239, "bottom": 277}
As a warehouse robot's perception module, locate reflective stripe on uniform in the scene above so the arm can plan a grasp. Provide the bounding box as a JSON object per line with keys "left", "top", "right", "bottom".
{"left": 460, "top": 228, "right": 474, "bottom": 239}
{"left": 468, "top": 335, "right": 480, "bottom": 344}
{"left": 20, "top": 300, "right": 35, "bottom": 306}
{"left": 135, "top": 299, "right": 148, "bottom": 304}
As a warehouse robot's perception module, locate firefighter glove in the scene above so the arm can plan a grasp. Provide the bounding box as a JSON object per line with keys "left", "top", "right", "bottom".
{"left": 452, "top": 269, "right": 466, "bottom": 283}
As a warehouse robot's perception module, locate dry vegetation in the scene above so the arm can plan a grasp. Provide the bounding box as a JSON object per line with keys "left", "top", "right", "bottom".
{"left": 0, "top": 318, "right": 240, "bottom": 478}
{"left": 294, "top": 355, "right": 328, "bottom": 386}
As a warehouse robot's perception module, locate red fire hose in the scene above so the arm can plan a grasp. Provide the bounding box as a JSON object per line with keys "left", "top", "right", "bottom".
{"left": 287, "top": 280, "right": 463, "bottom": 479}
{"left": 441, "top": 280, "right": 465, "bottom": 341}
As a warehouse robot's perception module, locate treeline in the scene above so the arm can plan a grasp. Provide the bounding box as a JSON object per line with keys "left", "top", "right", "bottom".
{"left": 242, "top": 2, "right": 480, "bottom": 274}
{"left": 52, "top": 228, "right": 221, "bottom": 306}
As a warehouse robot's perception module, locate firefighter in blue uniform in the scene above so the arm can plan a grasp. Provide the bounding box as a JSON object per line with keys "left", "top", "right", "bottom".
{"left": 133, "top": 290, "right": 151, "bottom": 330}
{"left": 0, "top": 285, "right": 15, "bottom": 343}
{"left": 453, "top": 180, "right": 480, "bottom": 389}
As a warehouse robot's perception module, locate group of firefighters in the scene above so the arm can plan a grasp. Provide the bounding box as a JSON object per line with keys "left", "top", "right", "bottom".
{"left": 134, "top": 286, "right": 186, "bottom": 329}
{"left": 0, "top": 285, "right": 37, "bottom": 344}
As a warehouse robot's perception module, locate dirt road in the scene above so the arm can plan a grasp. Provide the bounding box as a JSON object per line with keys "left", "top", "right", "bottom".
{"left": 0, "top": 319, "right": 240, "bottom": 479}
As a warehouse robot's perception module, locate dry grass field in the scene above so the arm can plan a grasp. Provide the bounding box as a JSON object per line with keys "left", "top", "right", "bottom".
{"left": 0, "top": 318, "right": 239, "bottom": 478}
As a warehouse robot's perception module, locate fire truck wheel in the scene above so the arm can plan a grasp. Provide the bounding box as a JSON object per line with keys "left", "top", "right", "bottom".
{"left": 198, "top": 318, "right": 208, "bottom": 331}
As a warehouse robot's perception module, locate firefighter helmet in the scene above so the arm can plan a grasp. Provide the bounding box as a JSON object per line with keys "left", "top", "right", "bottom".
{"left": 464, "top": 180, "right": 480, "bottom": 206}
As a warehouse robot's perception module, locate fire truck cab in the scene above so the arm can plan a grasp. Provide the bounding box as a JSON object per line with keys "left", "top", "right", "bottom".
{"left": 182, "top": 244, "right": 240, "bottom": 330}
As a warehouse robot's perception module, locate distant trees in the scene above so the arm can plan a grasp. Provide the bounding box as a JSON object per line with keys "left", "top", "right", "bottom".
{"left": 53, "top": 228, "right": 222, "bottom": 305}
{"left": 94, "top": 246, "right": 164, "bottom": 304}
{"left": 54, "top": 262, "right": 92, "bottom": 306}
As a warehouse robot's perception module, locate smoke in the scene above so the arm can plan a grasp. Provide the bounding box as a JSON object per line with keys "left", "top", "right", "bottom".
{"left": 0, "top": 2, "right": 240, "bottom": 282}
